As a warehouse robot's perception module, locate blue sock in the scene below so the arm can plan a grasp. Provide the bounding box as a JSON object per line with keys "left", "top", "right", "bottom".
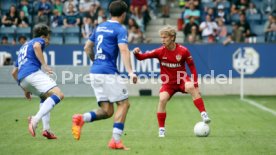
{"left": 113, "top": 123, "right": 124, "bottom": 142}
{"left": 83, "top": 111, "right": 97, "bottom": 122}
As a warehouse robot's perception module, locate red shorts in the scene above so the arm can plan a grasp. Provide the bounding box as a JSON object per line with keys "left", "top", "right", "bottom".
{"left": 159, "top": 76, "right": 191, "bottom": 97}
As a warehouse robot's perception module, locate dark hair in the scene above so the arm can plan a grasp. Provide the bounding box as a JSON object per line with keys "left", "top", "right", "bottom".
{"left": 109, "top": 0, "right": 128, "bottom": 17}
{"left": 33, "top": 24, "right": 51, "bottom": 37}
{"left": 18, "top": 35, "right": 27, "bottom": 41}
{"left": 2, "top": 36, "right": 8, "bottom": 40}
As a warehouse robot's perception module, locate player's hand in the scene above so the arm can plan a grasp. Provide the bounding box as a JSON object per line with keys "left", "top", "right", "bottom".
{"left": 194, "top": 82, "right": 198, "bottom": 88}
{"left": 42, "top": 64, "right": 53, "bottom": 75}
{"left": 129, "top": 72, "right": 137, "bottom": 84}
{"left": 132, "top": 48, "right": 141, "bottom": 54}
{"left": 24, "top": 91, "right": 32, "bottom": 100}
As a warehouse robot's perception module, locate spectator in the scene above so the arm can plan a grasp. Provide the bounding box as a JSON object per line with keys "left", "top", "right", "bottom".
{"left": 264, "top": 14, "right": 276, "bottom": 42}
{"left": 261, "top": 0, "right": 276, "bottom": 15}
{"left": 37, "top": 0, "right": 52, "bottom": 15}
{"left": 223, "top": 22, "right": 244, "bottom": 45}
{"left": 216, "top": 18, "right": 227, "bottom": 41}
{"left": 183, "top": 3, "right": 200, "bottom": 24}
{"left": 94, "top": 8, "right": 107, "bottom": 25}
{"left": 131, "top": 9, "right": 145, "bottom": 32}
{"left": 63, "top": 3, "right": 80, "bottom": 28}
{"left": 235, "top": 0, "right": 249, "bottom": 12}
{"left": 160, "top": 0, "right": 170, "bottom": 18}
{"left": 1, "top": 36, "right": 9, "bottom": 45}
{"left": 34, "top": 8, "right": 49, "bottom": 25}
{"left": 199, "top": 14, "right": 218, "bottom": 43}
{"left": 128, "top": 18, "right": 139, "bottom": 29}
{"left": 50, "top": 9, "right": 63, "bottom": 27}
{"left": 130, "top": 0, "right": 147, "bottom": 16}
{"left": 246, "top": 2, "right": 258, "bottom": 15}
{"left": 130, "top": 0, "right": 151, "bottom": 27}
{"left": 79, "top": 0, "right": 99, "bottom": 16}
{"left": 1, "top": 5, "right": 18, "bottom": 28}
{"left": 237, "top": 13, "right": 251, "bottom": 39}
{"left": 53, "top": 0, "right": 64, "bottom": 15}
{"left": 18, "top": 35, "right": 27, "bottom": 45}
{"left": 17, "top": 0, "right": 32, "bottom": 17}
{"left": 187, "top": 25, "right": 201, "bottom": 43}
{"left": 63, "top": 0, "right": 78, "bottom": 15}
{"left": 81, "top": 17, "right": 94, "bottom": 38}
{"left": 128, "top": 25, "right": 143, "bottom": 44}
{"left": 216, "top": 4, "right": 229, "bottom": 24}
{"left": 184, "top": 16, "right": 199, "bottom": 41}
{"left": 85, "top": 4, "right": 98, "bottom": 21}
{"left": 18, "top": 11, "right": 29, "bottom": 28}
{"left": 230, "top": 4, "right": 240, "bottom": 16}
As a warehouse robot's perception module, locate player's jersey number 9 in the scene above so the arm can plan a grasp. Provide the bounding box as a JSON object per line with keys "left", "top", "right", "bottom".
{"left": 18, "top": 44, "right": 28, "bottom": 69}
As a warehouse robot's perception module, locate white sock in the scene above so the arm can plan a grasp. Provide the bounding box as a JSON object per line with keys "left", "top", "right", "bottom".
{"left": 33, "top": 96, "right": 58, "bottom": 124}
{"left": 83, "top": 113, "right": 91, "bottom": 122}
{"left": 112, "top": 128, "right": 123, "bottom": 142}
{"left": 40, "top": 103, "right": 50, "bottom": 131}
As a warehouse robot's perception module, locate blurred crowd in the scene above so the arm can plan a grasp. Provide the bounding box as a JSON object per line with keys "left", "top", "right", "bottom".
{"left": 0, "top": 0, "right": 157, "bottom": 45}
{"left": 179, "top": 0, "right": 276, "bottom": 44}
{"left": 0, "top": 0, "right": 275, "bottom": 45}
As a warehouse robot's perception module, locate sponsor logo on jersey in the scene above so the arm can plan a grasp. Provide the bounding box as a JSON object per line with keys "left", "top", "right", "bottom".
{"left": 161, "top": 62, "right": 181, "bottom": 68}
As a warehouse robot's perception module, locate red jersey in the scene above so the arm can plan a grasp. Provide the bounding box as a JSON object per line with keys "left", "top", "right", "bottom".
{"left": 134, "top": 44, "right": 198, "bottom": 85}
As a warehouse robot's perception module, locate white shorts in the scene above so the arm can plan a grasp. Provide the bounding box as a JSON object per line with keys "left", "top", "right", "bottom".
{"left": 90, "top": 74, "right": 128, "bottom": 103}
{"left": 20, "top": 70, "right": 57, "bottom": 97}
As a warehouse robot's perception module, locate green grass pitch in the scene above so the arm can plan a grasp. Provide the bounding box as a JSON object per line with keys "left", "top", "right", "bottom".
{"left": 0, "top": 96, "right": 276, "bottom": 155}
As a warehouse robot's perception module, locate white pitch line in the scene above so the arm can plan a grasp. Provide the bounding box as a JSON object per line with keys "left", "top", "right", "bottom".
{"left": 243, "top": 98, "right": 276, "bottom": 116}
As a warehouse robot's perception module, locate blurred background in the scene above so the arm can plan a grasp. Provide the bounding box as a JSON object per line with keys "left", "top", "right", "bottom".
{"left": 0, "top": 0, "right": 276, "bottom": 97}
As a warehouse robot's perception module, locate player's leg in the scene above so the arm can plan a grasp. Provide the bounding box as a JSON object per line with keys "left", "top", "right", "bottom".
{"left": 39, "top": 97, "right": 57, "bottom": 139}
{"left": 32, "top": 87, "right": 64, "bottom": 127}
{"left": 184, "top": 82, "right": 211, "bottom": 123}
{"left": 106, "top": 74, "right": 130, "bottom": 150}
{"left": 157, "top": 91, "right": 171, "bottom": 137}
{"left": 21, "top": 70, "right": 64, "bottom": 137}
{"left": 72, "top": 101, "right": 114, "bottom": 140}
{"left": 108, "top": 99, "right": 130, "bottom": 150}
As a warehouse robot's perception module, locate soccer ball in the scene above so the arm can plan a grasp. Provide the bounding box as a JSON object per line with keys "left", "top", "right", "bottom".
{"left": 194, "top": 122, "right": 210, "bottom": 137}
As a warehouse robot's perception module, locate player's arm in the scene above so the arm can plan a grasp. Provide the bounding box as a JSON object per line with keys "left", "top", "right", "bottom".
{"left": 119, "top": 43, "right": 137, "bottom": 84}
{"left": 186, "top": 53, "right": 198, "bottom": 88}
{"left": 133, "top": 47, "right": 158, "bottom": 60}
{"left": 11, "top": 67, "right": 18, "bottom": 81}
{"left": 11, "top": 67, "right": 32, "bottom": 100}
{"left": 84, "top": 40, "right": 94, "bottom": 61}
{"left": 33, "top": 42, "right": 52, "bottom": 73}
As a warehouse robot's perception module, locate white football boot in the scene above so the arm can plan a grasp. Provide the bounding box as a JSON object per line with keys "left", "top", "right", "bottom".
{"left": 201, "top": 112, "right": 211, "bottom": 124}
{"left": 159, "top": 127, "right": 165, "bottom": 138}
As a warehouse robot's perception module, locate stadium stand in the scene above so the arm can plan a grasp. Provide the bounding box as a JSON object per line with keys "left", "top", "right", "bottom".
{"left": 0, "top": 0, "right": 275, "bottom": 45}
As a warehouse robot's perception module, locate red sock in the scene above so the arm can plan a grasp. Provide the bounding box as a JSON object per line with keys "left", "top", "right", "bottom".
{"left": 157, "top": 112, "right": 166, "bottom": 128}
{"left": 193, "top": 98, "right": 206, "bottom": 113}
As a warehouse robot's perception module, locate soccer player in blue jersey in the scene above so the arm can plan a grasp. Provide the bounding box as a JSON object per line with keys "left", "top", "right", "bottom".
{"left": 72, "top": 0, "right": 137, "bottom": 150}
{"left": 11, "top": 24, "right": 64, "bottom": 139}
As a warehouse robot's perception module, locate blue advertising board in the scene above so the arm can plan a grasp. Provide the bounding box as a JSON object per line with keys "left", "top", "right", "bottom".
{"left": 1, "top": 43, "right": 275, "bottom": 77}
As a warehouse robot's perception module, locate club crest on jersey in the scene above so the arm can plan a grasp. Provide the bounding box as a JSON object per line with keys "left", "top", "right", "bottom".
{"left": 176, "top": 54, "right": 182, "bottom": 62}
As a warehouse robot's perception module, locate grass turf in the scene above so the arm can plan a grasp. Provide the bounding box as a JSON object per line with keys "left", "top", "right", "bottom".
{"left": 0, "top": 96, "right": 276, "bottom": 155}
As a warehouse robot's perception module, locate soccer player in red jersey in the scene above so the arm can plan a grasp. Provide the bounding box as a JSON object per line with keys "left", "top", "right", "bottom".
{"left": 133, "top": 26, "right": 211, "bottom": 137}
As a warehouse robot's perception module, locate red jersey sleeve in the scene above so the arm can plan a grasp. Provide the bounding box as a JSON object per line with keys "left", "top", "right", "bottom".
{"left": 134, "top": 48, "right": 160, "bottom": 60}
{"left": 185, "top": 49, "right": 198, "bottom": 87}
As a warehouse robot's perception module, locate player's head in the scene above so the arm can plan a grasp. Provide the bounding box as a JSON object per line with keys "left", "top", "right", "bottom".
{"left": 33, "top": 24, "right": 51, "bottom": 45}
{"left": 109, "top": 0, "right": 128, "bottom": 23}
{"left": 159, "top": 25, "right": 177, "bottom": 47}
